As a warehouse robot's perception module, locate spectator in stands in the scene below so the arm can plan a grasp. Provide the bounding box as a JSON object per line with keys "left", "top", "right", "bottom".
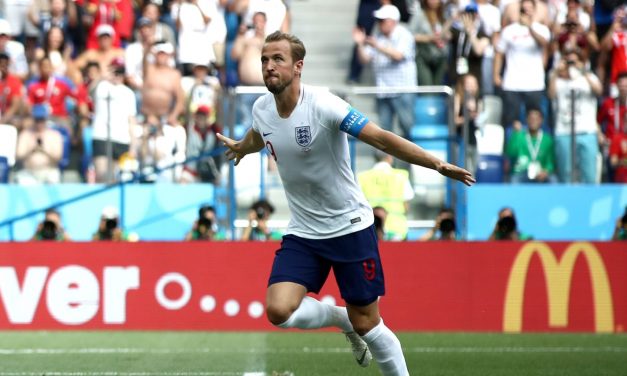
{"left": 26, "top": 56, "right": 79, "bottom": 137}
{"left": 475, "top": 0, "right": 501, "bottom": 95}
{"left": 0, "top": 19, "right": 29, "bottom": 80}
{"left": 506, "top": 108, "right": 557, "bottom": 183}
{"left": 609, "top": 111, "right": 627, "bottom": 183}
{"left": 358, "top": 150, "right": 414, "bottom": 240}
{"left": 83, "top": 0, "right": 121, "bottom": 50}
{"left": 91, "top": 59, "right": 137, "bottom": 183}
{"left": 372, "top": 205, "right": 388, "bottom": 241}
{"left": 180, "top": 60, "right": 221, "bottom": 125}
{"left": 136, "top": 2, "right": 176, "bottom": 48}
{"left": 185, "top": 204, "right": 221, "bottom": 240}
{"left": 28, "top": 0, "right": 79, "bottom": 41}
{"left": 501, "top": 0, "right": 551, "bottom": 27}
{"left": 142, "top": 41, "right": 184, "bottom": 127}
{"left": 136, "top": 113, "right": 187, "bottom": 183}
{"left": 241, "top": 199, "right": 282, "bottom": 241}
{"left": 172, "top": 0, "right": 216, "bottom": 76}
{"left": 0, "top": 52, "right": 24, "bottom": 127}
{"left": 347, "top": 0, "right": 379, "bottom": 84}
{"left": 15, "top": 104, "right": 63, "bottom": 184}
{"left": 488, "top": 207, "right": 532, "bottom": 240}
{"left": 448, "top": 3, "right": 490, "bottom": 87}
{"left": 33, "top": 26, "right": 73, "bottom": 77}
{"left": 410, "top": 0, "right": 450, "bottom": 86}
{"left": 92, "top": 206, "right": 128, "bottom": 241}
{"left": 612, "top": 207, "right": 627, "bottom": 240}
{"left": 598, "top": 71, "right": 627, "bottom": 180}
{"left": 548, "top": 48, "right": 602, "bottom": 183}
{"left": 419, "top": 207, "right": 457, "bottom": 241}
{"left": 181, "top": 105, "right": 222, "bottom": 183}
{"left": 600, "top": 7, "right": 627, "bottom": 97}
{"left": 353, "top": 4, "right": 417, "bottom": 138}
{"left": 454, "top": 73, "right": 481, "bottom": 174}
{"left": 72, "top": 23, "right": 125, "bottom": 75}
{"left": 232, "top": 0, "right": 289, "bottom": 35}
{"left": 552, "top": 0, "right": 599, "bottom": 63}
{"left": 494, "top": 0, "right": 550, "bottom": 131}
{"left": 32, "top": 208, "right": 71, "bottom": 241}
{"left": 125, "top": 17, "right": 156, "bottom": 92}
{"left": 231, "top": 11, "right": 267, "bottom": 128}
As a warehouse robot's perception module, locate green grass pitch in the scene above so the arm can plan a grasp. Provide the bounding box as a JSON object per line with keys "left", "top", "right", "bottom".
{"left": 0, "top": 331, "right": 625, "bottom": 375}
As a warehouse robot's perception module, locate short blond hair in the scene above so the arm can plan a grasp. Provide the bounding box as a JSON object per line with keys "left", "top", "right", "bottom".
{"left": 265, "top": 31, "right": 306, "bottom": 63}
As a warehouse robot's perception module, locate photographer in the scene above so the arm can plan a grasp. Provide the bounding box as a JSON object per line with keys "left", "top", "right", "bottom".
{"left": 420, "top": 207, "right": 457, "bottom": 241}
{"left": 489, "top": 207, "right": 532, "bottom": 241}
{"left": 32, "top": 208, "right": 71, "bottom": 241}
{"left": 612, "top": 207, "right": 627, "bottom": 240}
{"left": 241, "top": 199, "right": 281, "bottom": 241}
{"left": 185, "top": 204, "right": 221, "bottom": 241}
{"left": 93, "top": 206, "right": 128, "bottom": 241}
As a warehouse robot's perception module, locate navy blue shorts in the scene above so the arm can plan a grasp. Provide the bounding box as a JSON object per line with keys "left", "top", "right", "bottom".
{"left": 268, "top": 225, "right": 385, "bottom": 306}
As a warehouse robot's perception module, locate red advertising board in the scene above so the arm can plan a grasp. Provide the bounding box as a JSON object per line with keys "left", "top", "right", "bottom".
{"left": 0, "top": 241, "right": 625, "bottom": 332}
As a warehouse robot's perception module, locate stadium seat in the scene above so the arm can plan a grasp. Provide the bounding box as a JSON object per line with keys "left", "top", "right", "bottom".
{"left": 0, "top": 124, "right": 18, "bottom": 168}
{"left": 475, "top": 154, "right": 504, "bottom": 183}
{"left": 410, "top": 123, "right": 449, "bottom": 142}
{"left": 475, "top": 123, "right": 505, "bottom": 156}
{"left": 52, "top": 125, "right": 71, "bottom": 170}
{"left": 482, "top": 95, "right": 503, "bottom": 126}
{"left": 414, "top": 95, "right": 448, "bottom": 126}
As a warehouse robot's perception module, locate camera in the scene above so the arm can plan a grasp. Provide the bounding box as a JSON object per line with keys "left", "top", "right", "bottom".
{"left": 148, "top": 124, "right": 158, "bottom": 136}
{"left": 40, "top": 220, "right": 58, "bottom": 240}
{"left": 198, "top": 216, "right": 213, "bottom": 231}
{"left": 497, "top": 216, "right": 517, "bottom": 235}
{"left": 105, "top": 218, "right": 118, "bottom": 231}
{"left": 439, "top": 218, "right": 456, "bottom": 233}
{"left": 255, "top": 206, "right": 266, "bottom": 220}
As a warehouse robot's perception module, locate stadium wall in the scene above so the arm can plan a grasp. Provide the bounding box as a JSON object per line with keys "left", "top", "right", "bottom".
{"left": 0, "top": 241, "right": 624, "bottom": 333}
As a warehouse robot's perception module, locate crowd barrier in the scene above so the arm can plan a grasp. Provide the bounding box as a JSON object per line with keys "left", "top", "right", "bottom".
{"left": 0, "top": 241, "right": 624, "bottom": 332}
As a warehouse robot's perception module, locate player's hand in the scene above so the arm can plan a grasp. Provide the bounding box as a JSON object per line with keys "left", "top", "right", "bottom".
{"left": 216, "top": 133, "right": 245, "bottom": 166}
{"left": 437, "top": 162, "right": 476, "bottom": 186}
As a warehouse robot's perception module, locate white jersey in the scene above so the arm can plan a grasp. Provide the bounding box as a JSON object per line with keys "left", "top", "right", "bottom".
{"left": 251, "top": 85, "right": 374, "bottom": 239}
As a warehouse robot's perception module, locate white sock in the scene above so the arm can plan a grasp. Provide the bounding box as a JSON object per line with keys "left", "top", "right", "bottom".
{"left": 277, "top": 296, "right": 353, "bottom": 332}
{"left": 362, "top": 319, "right": 409, "bottom": 376}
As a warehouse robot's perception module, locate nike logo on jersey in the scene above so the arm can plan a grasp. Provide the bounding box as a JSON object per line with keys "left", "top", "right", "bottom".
{"left": 262, "top": 132, "right": 273, "bottom": 137}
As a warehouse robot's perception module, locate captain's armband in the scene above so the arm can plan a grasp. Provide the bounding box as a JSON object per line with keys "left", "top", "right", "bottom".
{"left": 339, "top": 108, "right": 369, "bottom": 137}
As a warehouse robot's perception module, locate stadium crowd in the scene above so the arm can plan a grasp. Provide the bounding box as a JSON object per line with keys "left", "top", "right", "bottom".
{"left": 0, "top": 0, "right": 624, "bottom": 186}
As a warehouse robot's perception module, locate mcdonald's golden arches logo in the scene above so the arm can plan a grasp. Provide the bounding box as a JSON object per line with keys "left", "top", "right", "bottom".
{"left": 503, "top": 242, "right": 614, "bottom": 333}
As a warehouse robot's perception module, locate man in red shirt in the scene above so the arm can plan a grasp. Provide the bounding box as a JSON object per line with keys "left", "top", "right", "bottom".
{"left": 0, "top": 52, "right": 23, "bottom": 127}
{"left": 601, "top": 8, "right": 627, "bottom": 96}
{"left": 598, "top": 71, "right": 627, "bottom": 141}
{"left": 26, "top": 56, "right": 80, "bottom": 137}
{"left": 609, "top": 130, "right": 627, "bottom": 183}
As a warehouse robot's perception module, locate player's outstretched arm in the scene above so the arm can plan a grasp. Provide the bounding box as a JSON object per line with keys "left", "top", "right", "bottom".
{"left": 357, "top": 121, "right": 476, "bottom": 186}
{"left": 217, "top": 129, "right": 265, "bottom": 166}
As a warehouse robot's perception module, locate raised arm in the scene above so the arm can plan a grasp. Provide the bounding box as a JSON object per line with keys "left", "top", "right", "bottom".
{"left": 357, "top": 121, "right": 475, "bottom": 186}
{"left": 216, "top": 127, "right": 265, "bottom": 166}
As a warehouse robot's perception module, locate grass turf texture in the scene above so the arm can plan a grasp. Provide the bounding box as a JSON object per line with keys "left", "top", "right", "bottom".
{"left": 0, "top": 332, "right": 625, "bottom": 375}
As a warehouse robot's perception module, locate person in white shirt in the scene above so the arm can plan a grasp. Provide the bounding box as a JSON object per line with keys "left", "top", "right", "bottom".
{"left": 548, "top": 48, "right": 602, "bottom": 183}
{"left": 172, "top": 0, "right": 217, "bottom": 76}
{"left": 91, "top": 61, "right": 138, "bottom": 183}
{"left": 0, "top": 19, "right": 28, "bottom": 80}
{"left": 494, "top": 0, "right": 550, "bottom": 130}
{"left": 217, "top": 31, "right": 474, "bottom": 376}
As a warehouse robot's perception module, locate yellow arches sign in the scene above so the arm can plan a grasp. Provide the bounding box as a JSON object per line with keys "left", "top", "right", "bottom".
{"left": 503, "top": 242, "right": 615, "bottom": 333}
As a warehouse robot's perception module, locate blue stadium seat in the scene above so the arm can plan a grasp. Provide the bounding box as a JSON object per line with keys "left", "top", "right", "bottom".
{"left": 410, "top": 123, "right": 449, "bottom": 142}
{"left": 52, "top": 125, "right": 71, "bottom": 170}
{"left": 415, "top": 95, "right": 448, "bottom": 126}
{"left": 475, "top": 154, "right": 504, "bottom": 183}
{"left": 0, "top": 156, "right": 8, "bottom": 183}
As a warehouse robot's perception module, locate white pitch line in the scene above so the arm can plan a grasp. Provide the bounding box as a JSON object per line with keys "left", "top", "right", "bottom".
{"left": 0, "top": 373, "right": 284, "bottom": 376}
{"left": 0, "top": 346, "right": 625, "bottom": 355}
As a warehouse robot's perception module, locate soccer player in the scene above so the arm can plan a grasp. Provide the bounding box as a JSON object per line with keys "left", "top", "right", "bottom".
{"left": 217, "top": 31, "right": 475, "bottom": 376}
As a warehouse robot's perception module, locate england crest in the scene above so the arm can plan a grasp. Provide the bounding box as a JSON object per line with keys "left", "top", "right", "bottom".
{"left": 295, "top": 126, "right": 312, "bottom": 147}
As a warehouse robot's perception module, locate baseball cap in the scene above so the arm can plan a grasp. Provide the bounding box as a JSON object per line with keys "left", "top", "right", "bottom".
{"left": 96, "top": 24, "right": 115, "bottom": 37}
{"left": 152, "top": 42, "right": 174, "bottom": 55}
{"left": 101, "top": 206, "right": 119, "bottom": 219}
{"left": 373, "top": 5, "right": 400, "bottom": 22}
{"left": 32, "top": 104, "right": 49, "bottom": 120}
{"left": 196, "top": 105, "right": 211, "bottom": 115}
{"left": 464, "top": 2, "right": 478, "bottom": 13}
{"left": 0, "top": 19, "right": 11, "bottom": 35}
{"left": 137, "top": 17, "right": 154, "bottom": 28}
